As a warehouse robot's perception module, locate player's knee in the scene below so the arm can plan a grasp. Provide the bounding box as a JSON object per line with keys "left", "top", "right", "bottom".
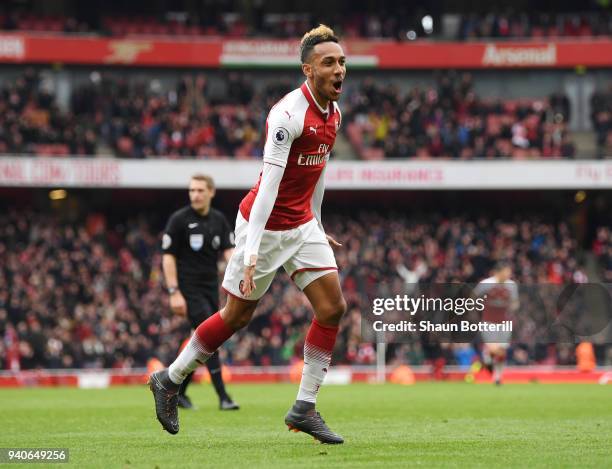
{"left": 223, "top": 311, "right": 251, "bottom": 330}
{"left": 229, "top": 313, "right": 251, "bottom": 330}
{"left": 220, "top": 304, "right": 255, "bottom": 330}
{"left": 317, "top": 296, "right": 347, "bottom": 326}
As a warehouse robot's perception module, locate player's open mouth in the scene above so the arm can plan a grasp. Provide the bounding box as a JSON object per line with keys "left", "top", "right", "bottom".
{"left": 332, "top": 80, "right": 343, "bottom": 92}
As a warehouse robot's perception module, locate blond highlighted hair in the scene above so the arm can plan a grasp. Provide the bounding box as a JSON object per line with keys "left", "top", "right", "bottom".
{"left": 300, "top": 24, "right": 338, "bottom": 63}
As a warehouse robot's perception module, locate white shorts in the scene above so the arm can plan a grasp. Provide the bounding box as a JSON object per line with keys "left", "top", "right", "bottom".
{"left": 222, "top": 212, "right": 338, "bottom": 301}
{"left": 481, "top": 322, "right": 512, "bottom": 348}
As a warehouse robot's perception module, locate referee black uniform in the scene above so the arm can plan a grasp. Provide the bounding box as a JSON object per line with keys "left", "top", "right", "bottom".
{"left": 162, "top": 204, "right": 237, "bottom": 409}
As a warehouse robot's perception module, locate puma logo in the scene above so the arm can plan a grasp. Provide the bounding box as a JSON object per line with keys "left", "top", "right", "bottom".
{"left": 309, "top": 126, "right": 318, "bottom": 135}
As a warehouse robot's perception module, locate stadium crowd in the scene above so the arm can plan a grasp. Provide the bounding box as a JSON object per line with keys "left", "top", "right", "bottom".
{"left": 1, "top": 8, "right": 611, "bottom": 41}
{"left": 0, "top": 68, "right": 98, "bottom": 157}
{"left": 2, "top": 207, "right": 604, "bottom": 373}
{"left": 457, "top": 11, "right": 612, "bottom": 40}
{"left": 343, "top": 74, "right": 575, "bottom": 159}
{"left": 0, "top": 69, "right": 577, "bottom": 160}
{"left": 0, "top": 69, "right": 292, "bottom": 159}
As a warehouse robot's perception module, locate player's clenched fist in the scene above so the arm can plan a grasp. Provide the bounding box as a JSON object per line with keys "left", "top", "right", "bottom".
{"left": 169, "top": 290, "right": 187, "bottom": 316}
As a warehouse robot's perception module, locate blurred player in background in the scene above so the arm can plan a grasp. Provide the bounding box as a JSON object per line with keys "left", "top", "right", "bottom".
{"left": 150, "top": 24, "right": 348, "bottom": 444}
{"left": 473, "top": 261, "right": 519, "bottom": 385}
{"left": 161, "top": 174, "right": 239, "bottom": 410}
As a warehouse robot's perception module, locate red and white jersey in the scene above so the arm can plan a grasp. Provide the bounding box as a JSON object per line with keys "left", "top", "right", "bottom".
{"left": 240, "top": 82, "right": 341, "bottom": 230}
{"left": 474, "top": 276, "right": 519, "bottom": 323}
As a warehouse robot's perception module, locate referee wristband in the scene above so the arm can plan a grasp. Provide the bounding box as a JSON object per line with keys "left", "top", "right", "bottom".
{"left": 167, "top": 286, "right": 179, "bottom": 295}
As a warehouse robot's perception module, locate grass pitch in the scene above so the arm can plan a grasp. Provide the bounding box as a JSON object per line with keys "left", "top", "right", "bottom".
{"left": 1, "top": 382, "right": 610, "bottom": 468}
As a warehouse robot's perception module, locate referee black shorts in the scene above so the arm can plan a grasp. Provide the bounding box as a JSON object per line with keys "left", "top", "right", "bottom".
{"left": 182, "top": 285, "right": 219, "bottom": 330}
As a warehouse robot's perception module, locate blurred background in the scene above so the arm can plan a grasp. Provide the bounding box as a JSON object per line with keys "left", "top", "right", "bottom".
{"left": 1, "top": 0, "right": 612, "bottom": 385}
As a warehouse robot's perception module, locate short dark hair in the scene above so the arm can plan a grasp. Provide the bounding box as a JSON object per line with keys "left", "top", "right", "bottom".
{"left": 300, "top": 24, "right": 339, "bottom": 63}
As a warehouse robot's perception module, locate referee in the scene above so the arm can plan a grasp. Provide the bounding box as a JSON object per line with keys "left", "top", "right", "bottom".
{"left": 161, "top": 173, "right": 239, "bottom": 410}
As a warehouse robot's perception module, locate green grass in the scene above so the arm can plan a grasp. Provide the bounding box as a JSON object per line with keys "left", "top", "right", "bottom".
{"left": 1, "top": 383, "right": 611, "bottom": 468}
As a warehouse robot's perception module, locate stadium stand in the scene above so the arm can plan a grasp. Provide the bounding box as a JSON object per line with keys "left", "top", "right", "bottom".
{"left": 69, "top": 72, "right": 284, "bottom": 159}
{"left": 0, "top": 69, "right": 97, "bottom": 157}
{"left": 457, "top": 11, "right": 612, "bottom": 40}
{"left": 0, "top": 69, "right": 576, "bottom": 160}
{"left": 1, "top": 9, "right": 611, "bottom": 40}
{"left": 343, "top": 74, "right": 574, "bottom": 159}
{"left": 1, "top": 207, "right": 601, "bottom": 372}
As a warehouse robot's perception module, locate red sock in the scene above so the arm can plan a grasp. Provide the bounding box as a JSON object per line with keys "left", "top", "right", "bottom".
{"left": 195, "top": 312, "right": 235, "bottom": 351}
{"left": 306, "top": 318, "right": 339, "bottom": 354}
{"left": 297, "top": 319, "right": 339, "bottom": 402}
{"left": 168, "top": 312, "right": 234, "bottom": 385}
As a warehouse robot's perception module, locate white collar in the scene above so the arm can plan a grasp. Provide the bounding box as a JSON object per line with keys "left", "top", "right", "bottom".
{"left": 304, "top": 81, "right": 329, "bottom": 116}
